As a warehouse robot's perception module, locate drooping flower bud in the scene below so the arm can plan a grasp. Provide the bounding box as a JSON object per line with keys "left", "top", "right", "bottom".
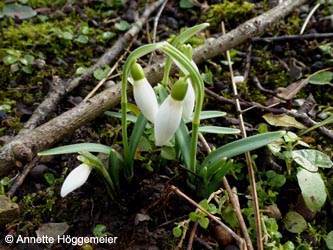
{"left": 60, "top": 163, "right": 92, "bottom": 197}
{"left": 131, "top": 62, "right": 158, "bottom": 123}
{"left": 154, "top": 79, "right": 188, "bottom": 146}
{"left": 182, "top": 79, "right": 195, "bottom": 121}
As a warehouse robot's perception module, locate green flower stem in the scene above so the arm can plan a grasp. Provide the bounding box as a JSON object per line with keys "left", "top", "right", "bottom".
{"left": 79, "top": 151, "right": 117, "bottom": 200}
{"left": 162, "top": 23, "right": 209, "bottom": 87}
{"left": 97, "top": 164, "right": 116, "bottom": 200}
{"left": 160, "top": 44, "right": 204, "bottom": 178}
{"left": 121, "top": 42, "right": 165, "bottom": 181}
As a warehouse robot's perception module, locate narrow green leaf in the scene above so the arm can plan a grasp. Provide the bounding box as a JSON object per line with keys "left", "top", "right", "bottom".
{"left": 104, "top": 111, "right": 137, "bottom": 123}
{"left": 129, "top": 113, "right": 148, "bottom": 161}
{"left": 172, "top": 23, "right": 209, "bottom": 46}
{"left": 198, "top": 126, "right": 240, "bottom": 135}
{"left": 175, "top": 120, "right": 191, "bottom": 168}
{"left": 201, "top": 131, "right": 285, "bottom": 168}
{"left": 38, "top": 143, "right": 113, "bottom": 155}
{"left": 109, "top": 149, "right": 120, "bottom": 191}
{"left": 206, "top": 160, "right": 233, "bottom": 195}
{"left": 197, "top": 110, "right": 226, "bottom": 120}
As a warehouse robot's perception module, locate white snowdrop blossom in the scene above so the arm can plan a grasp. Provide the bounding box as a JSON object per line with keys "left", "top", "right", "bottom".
{"left": 61, "top": 163, "right": 92, "bottom": 197}
{"left": 131, "top": 62, "right": 158, "bottom": 123}
{"left": 182, "top": 79, "right": 195, "bottom": 121}
{"left": 154, "top": 79, "right": 188, "bottom": 146}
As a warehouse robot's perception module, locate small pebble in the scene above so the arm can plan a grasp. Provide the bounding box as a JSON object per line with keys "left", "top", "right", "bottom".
{"left": 311, "top": 61, "right": 323, "bottom": 71}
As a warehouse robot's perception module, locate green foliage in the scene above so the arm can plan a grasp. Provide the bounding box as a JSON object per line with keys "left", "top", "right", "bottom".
{"left": 93, "top": 65, "right": 111, "bottom": 80}
{"left": 283, "top": 211, "right": 307, "bottom": 234}
{"left": 1, "top": 3, "right": 37, "bottom": 20}
{"left": 309, "top": 70, "right": 333, "bottom": 86}
{"left": 269, "top": 132, "right": 333, "bottom": 211}
{"left": 201, "top": 1, "right": 254, "bottom": 28}
{"left": 93, "top": 224, "right": 107, "bottom": 237}
{"left": 0, "top": 177, "right": 10, "bottom": 195}
{"left": 44, "top": 173, "right": 55, "bottom": 185}
{"left": 115, "top": 20, "right": 130, "bottom": 31}
{"left": 179, "top": 0, "right": 193, "bottom": 9}
{"left": 327, "top": 231, "right": 333, "bottom": 250}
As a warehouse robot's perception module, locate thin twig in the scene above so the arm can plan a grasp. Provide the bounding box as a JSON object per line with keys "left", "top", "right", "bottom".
{"left": 83, "top": 37, "right": 137, "bottom": 101}
{"left": 222, "top": 21, "right": 262, "bottom": 250}
{"left": 198, "top": 133, "right": 253, "bottom": 250}
{"left": 243, "top": 44, "right": 252, "bottom": 83}
{"left": 251, "top": 32, "right": 333, "bottom": 43}
{"left": 169, "top": 185, "right": 245, "bottom": 250}
{"left": 187, "top": 222, "right": 198, "bottom": 250}
{"left": 148, "top": 0, "right": 167, "bottom": 65}
{"left": 300, "top": 3, "right": 321, "bottom": 35}
{"left": 7, "top": 156, "right": 40, "bottom": 197}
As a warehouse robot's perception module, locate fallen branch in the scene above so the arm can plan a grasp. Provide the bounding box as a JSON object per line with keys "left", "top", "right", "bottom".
{"left": 19, "top": 0, "right": 166, "bottom": 134}
{"left": 0, "top": 0, "right": 308, "bottom": 176}
{"left": 251, "top": 32, "right": 333, "bottom": 43}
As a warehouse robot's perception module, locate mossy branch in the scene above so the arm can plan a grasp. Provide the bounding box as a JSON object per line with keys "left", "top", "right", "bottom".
{"left": 0, "top": 0, "right": 307, "bottom": 176}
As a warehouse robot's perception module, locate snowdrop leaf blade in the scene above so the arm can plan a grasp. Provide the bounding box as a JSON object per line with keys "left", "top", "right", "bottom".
{"left": 198, "top": 126, "right": 240, "bottom": 135}
{"left": 105, "top": 111, "right": 137, "bottom": 123}
{"left": 201, "top": 131, "right": 285, "bottom": 168}
{"left": 60, "top": 164, "right": 92, "bottom": 197}
{"left": 175, "top": 120, "right": 191, "bottom": 168}
{"left": 172, "top": 23, "right": 209, "bottom": 46}
{"left": 129, "top": 113, "right": 148, "bottom": 162}
{"left": 38, "top": 143, "right": 113, "bottom": 156}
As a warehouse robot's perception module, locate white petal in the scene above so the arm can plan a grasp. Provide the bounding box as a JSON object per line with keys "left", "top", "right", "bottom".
{"left": 234, "top": 76, "right": 244, "bottom": 84}
{"left": 61, "top": 164, "right": 92, "bottom": 197}
{"left": 154, "top": 96, "right": 183, "bottom": 146}
{"left": 133, "top": 78, "right": 158, "bottom": 123}
{"left": 182, "top": 79, "right": 195, "bottom": 121}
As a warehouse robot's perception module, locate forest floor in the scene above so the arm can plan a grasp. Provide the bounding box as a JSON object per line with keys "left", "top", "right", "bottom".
{"left": 0, "top": 0, "right": 333, "bottom": 249}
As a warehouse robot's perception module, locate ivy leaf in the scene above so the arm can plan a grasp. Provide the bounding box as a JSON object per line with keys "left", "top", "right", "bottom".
{"left": 3, "top": 55, "right": 18, "bottom": 65}
{"left": 93, "top": 66, "right": 110, "bottom": 80}
{"left": 292, "top": 149, "right": 333, "bottom": 172}
{"left": 327, "top": 231, "right": 333, "bottom": 250}
{"left": 309, "top": 71, "right": 333, "bottom": 86}
{"left": 180, "top": 0, "right": 194, "bottom": 9}
{"left": 198, "top": 217, "right": 209, "bottom": 229}
{"left": 297, "top": 168, "right": 326, "bottom": 211}
{"left": 93, "top": 224, "right": 107, "bottom": 237}
{"left": 75, "top": 35, "right": 89, "bottom": 44}
{"left": 283, "top": 211, "right": 307, "bottom": 233}
{"left": 173, "top": 227, "right": 182, "bottom": 238}
{"left": 115, "top": 20, "right": 130, "bottom": 31}
{"left": 3, "top": 4, "right": 37, "bottom": 20}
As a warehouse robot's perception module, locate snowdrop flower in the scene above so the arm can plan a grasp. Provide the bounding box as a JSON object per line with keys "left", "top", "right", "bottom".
{"left": 131, "top": 62, "right": 158, "bottom": 123}
{"left": 61, "top": 163, "right": 92, "bottom": 197}
{"left": 182, "top": 79, "right": 195, "bottom": 121}
{"left": 155, "top": 79, "right": 188, "bottom": 146}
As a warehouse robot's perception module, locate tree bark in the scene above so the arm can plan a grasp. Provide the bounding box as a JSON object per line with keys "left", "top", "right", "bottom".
{"left": 0, "top": 0, "right": 308, "bottom": 176}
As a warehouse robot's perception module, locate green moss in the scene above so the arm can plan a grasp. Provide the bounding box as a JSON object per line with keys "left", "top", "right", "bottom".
{"left": 201, "top": 0, "right": 254, "bottom": 28}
